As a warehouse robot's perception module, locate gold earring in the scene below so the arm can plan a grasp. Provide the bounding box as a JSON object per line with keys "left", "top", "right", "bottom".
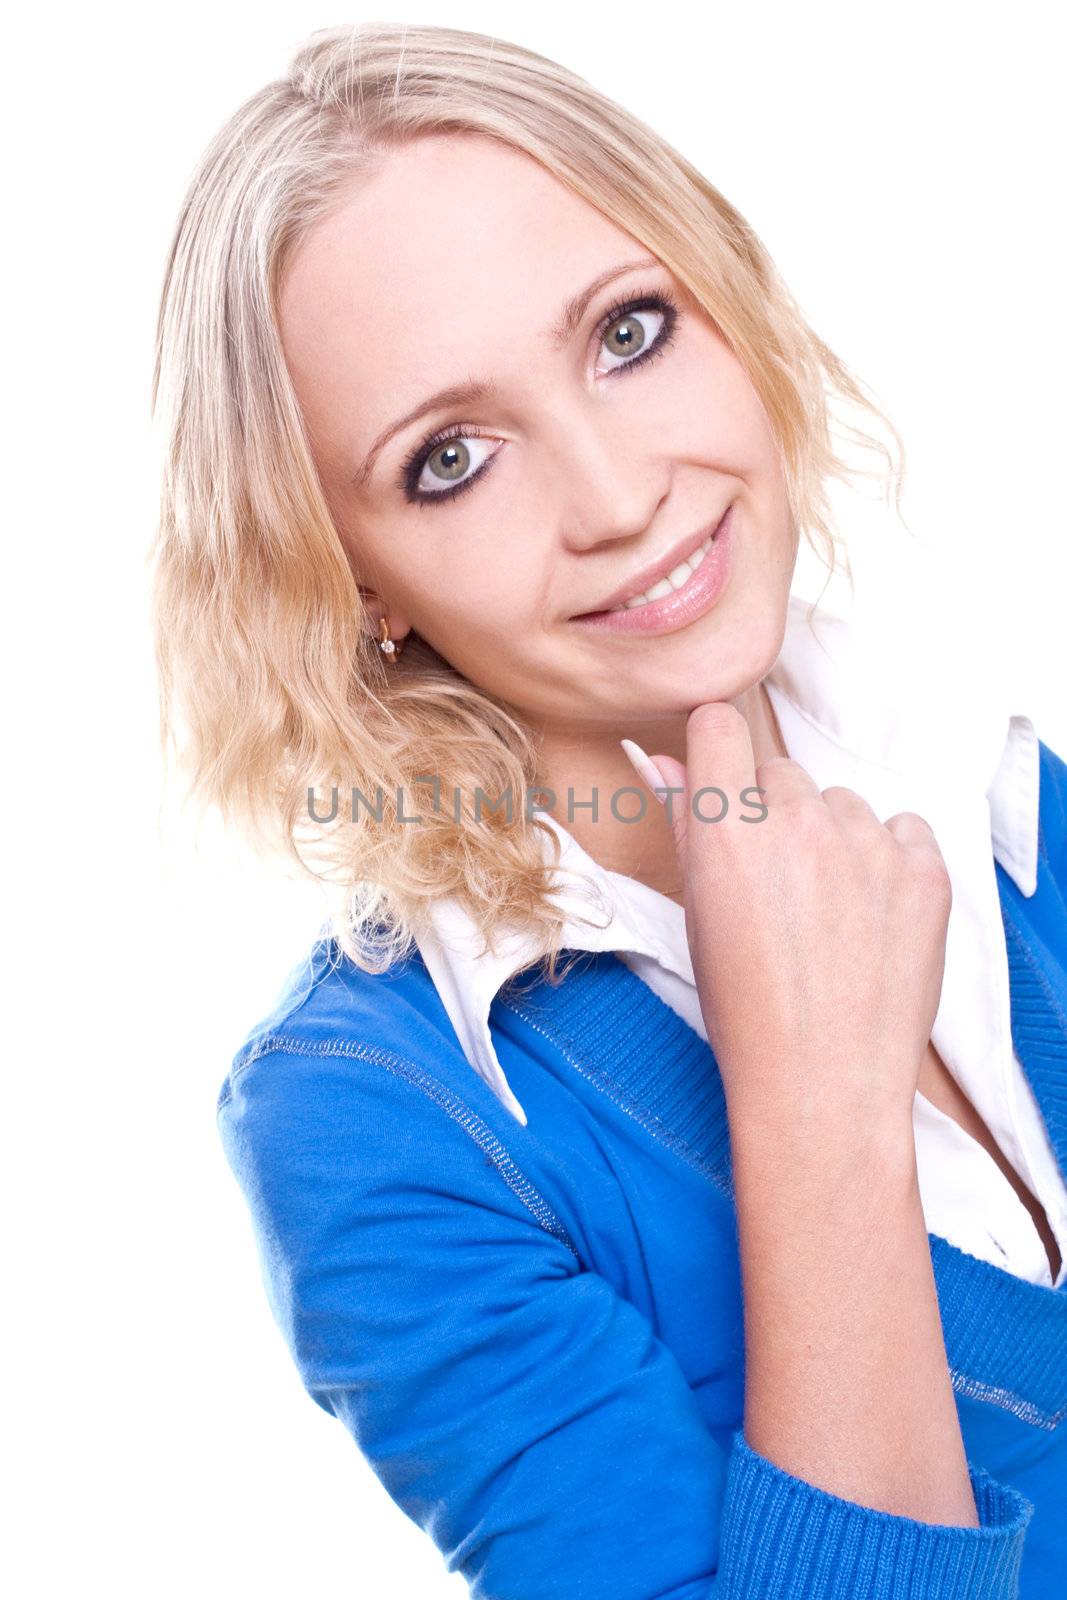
{"left": 378, "top": 616, "right": 405, "bottom": 663}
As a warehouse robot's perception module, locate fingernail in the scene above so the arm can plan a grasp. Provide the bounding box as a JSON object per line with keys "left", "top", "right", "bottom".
{"left": 620, "top": 738, "right": 669, "bottom": 803}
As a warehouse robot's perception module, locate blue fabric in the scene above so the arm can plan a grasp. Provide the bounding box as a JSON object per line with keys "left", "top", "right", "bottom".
{"left": 217, "top": 739, "right": 1067, "bottom": 1598}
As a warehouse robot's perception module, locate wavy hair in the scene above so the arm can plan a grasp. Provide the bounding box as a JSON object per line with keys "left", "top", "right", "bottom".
{"left": 150, "top": 20, "right": 906, "bottom": 979}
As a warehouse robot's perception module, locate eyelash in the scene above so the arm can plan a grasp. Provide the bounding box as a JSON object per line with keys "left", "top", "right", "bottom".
{"left": 398, "top": 287, "right": 680, "bottom": 508}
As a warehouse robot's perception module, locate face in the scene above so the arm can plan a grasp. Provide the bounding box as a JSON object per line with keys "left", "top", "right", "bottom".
{"left": 279, "top": 132, "right": 799, "bottom": 746}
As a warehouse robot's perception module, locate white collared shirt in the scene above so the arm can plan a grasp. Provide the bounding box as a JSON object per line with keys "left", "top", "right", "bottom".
{"left": 416, "top": 587, "right": 1067, "bottom": 1289}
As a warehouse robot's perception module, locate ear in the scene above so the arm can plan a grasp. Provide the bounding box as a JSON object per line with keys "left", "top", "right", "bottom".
{"left": 356, "top": 583, "right": 384, "bottom": 627}
{"left": 356, "top": 586, "right": 414, "bottom": 645}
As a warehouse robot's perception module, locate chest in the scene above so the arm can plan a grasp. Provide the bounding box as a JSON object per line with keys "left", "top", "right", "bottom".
{"left": 916, "top": 1038, "right": 1062, "bottom": 1282}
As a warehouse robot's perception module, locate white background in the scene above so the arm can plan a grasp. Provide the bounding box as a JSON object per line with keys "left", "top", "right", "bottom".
{"left": 5, "top": 2, "right": 1064, "bottom": 1595}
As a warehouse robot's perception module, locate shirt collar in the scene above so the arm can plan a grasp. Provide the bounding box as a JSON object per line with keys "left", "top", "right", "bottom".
{"left": 763, "top": 589, "right": 1039, "bottom": 895}
{"left": 415, "top": 587, "right": 1041, "bottom": 1126}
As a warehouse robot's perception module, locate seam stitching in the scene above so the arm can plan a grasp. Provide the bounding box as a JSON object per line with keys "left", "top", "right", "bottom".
{"left": 950, "top": 1371, "right": 1065, "bottom": 1432}
{"left": 499, "top": 999, "right": 734, "bottom": 1200}
{"left": 220, "top": 1034, "right": 582, "bottom": 1263}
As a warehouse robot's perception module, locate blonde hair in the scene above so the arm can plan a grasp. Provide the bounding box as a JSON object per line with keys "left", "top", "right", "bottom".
{"left": 150, "top": 20, "right": 906, "bottom": 979}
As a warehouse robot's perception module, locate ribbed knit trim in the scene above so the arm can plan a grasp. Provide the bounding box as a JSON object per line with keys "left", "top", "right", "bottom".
{"left": 500, "top": 947, "right": 734, "bottom": 1192}
{"left": 717, "top": 1429, "right": 1032, "bottom": 1597}
{"left": 1001, "top": 905, "right": 1067, "bottom": 1187}
{"left": 496, "top": 858, "right": 1067, "bottom": 1431}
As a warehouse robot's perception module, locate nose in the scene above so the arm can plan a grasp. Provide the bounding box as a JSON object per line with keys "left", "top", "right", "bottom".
{"left": 546, "top": 401, "right": 672, "bottom": 555}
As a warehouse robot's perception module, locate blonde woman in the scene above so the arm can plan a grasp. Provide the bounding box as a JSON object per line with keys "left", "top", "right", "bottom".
{"left": 151, "top": 22, "right": 1067, "bottom": 1598}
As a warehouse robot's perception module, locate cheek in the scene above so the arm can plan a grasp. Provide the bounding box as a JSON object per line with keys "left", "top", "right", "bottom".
{"left": 671, "top": 338, "right": 779, "bottom": 469}
{"left": 410, "top": 534, "right": 547, "bottom": 640}
{"left": 412, "top": 557, "right": 553, "bottom": 702}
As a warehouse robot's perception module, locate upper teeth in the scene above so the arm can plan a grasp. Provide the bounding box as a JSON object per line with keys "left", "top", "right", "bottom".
{"left": 610, "top": 532, "right": 715, "bottom": 611}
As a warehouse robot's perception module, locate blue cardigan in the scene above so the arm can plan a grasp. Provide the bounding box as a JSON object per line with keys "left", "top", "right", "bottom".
{"left": 217, "top": 738, "right": 1067, "bottom": 1599}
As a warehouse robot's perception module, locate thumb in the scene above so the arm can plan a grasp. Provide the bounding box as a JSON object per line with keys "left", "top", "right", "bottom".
{"left": 619, "top": 740, "right": 690, "bottom": 873}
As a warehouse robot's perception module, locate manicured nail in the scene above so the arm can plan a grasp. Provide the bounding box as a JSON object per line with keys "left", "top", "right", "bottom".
{"left": 620, "top": 738, "right": 669, "bottom": 803}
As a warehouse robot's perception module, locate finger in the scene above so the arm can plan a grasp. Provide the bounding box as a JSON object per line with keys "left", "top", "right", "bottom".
{"left": 820, "top": 785, "right": 880, "bottom": 823}
{"left": 754, "top": 756, "right": 822, "bottom": 812}
{"left": 677, "top": 702, "right": 759, "bottom": 841}
{"left": 883, "top": 810, "right": 944, "bottom": 852}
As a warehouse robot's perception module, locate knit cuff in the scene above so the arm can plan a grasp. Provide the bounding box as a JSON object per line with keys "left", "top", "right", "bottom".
{"left": 716, "top": 1429, "right": 1033, "bottom": 1598}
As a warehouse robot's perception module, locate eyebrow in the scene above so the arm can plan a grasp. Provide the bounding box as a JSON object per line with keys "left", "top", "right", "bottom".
{"left": 351, "top": 254, "right": 662, "bottom": 488}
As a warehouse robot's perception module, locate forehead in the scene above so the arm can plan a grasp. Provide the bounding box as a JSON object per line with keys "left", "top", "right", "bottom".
{"left": 277, "top": 133, "right": 651, "bottom": 471}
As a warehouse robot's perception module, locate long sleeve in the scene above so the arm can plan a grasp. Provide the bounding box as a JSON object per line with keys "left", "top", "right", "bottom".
{"left": 217, "top": 1034, "right": 1033, "bottom": 1599}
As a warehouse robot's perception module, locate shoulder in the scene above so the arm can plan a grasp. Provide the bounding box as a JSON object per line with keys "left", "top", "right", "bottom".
{"left": 223, "top": 933, "right": 461, "bottom": 1090}
{"left": 217, "top": 934, "right": 478, "bottom": 1148}
{"left": 218, "top": 932, "right": 511, "bottom": 1131}
{"left": 216, "top": 935, "right": 585, "bottom": 1281}
{"left": 215, "top": 933, "right": 580, "bottom": 1237}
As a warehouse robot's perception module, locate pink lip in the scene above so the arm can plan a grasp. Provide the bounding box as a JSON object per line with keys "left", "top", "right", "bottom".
{"left": 569, "top": 504, "right": 734, "bottom": 636}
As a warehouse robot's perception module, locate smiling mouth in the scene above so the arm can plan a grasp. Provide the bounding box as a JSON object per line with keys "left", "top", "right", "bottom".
{"left": 571, "top": 505, "right": 730, "bottom": 619}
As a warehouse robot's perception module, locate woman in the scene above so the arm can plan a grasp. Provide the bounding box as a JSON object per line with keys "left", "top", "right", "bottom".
{"left": 151, "top": 21, "right": 1067, "bottom": 1597}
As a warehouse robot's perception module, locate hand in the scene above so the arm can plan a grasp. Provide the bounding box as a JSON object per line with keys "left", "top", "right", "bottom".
{"left": 627, "top": 702, "right": 952, "bottom": 1133}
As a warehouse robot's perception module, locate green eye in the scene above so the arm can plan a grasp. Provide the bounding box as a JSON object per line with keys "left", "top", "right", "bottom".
{"left": 426, "top": 439, "right": 471, "bottom": 484}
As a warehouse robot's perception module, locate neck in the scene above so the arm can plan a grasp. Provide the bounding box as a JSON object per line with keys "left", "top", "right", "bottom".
{"left": 534, "top": 679, "right": 788, "bottom": 906}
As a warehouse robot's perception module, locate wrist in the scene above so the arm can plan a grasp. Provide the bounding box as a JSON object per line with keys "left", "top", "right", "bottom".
{"left": 727, "top": 1095, "right": 919, "bottom": 1190}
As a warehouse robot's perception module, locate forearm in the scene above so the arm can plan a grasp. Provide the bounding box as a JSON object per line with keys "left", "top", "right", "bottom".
{"left": 728, "top": 1106, "right": 979, "bottom": 1527}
